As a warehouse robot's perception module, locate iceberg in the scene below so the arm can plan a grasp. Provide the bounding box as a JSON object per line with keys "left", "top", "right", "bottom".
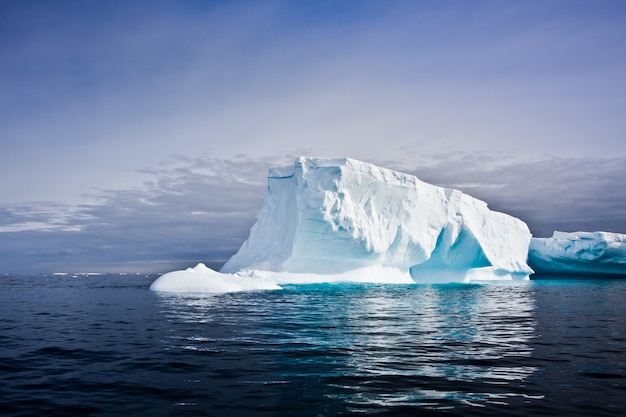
{"left": 151, "top": 157, "right": 533, "bottom": 293}
{"left": 528, "top": 231, "right": 626, "bottom": 276}
{"left": 149, "top": 263, "right": 281, "bottom": 293}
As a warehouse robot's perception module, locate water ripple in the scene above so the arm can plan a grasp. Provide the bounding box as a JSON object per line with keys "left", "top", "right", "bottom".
{"left": 2, "top": 275, "right": 626, "bottom": 416}
{"left": 154, "top": 282, "right": 540, "bottom": 413}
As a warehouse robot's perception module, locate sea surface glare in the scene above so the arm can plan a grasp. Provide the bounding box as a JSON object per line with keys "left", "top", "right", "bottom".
{"left": 1, "top": 274, "right": 625, "bottom": 416}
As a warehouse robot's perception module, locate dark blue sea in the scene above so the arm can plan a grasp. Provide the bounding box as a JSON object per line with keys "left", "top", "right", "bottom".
{"left": 1, "top": 274, "right": 625, "bottom": 417}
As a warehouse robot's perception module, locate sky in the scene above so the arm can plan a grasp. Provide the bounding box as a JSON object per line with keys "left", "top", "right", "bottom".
{"left": 1, "top": 0, "right": 625, "bottom": 273}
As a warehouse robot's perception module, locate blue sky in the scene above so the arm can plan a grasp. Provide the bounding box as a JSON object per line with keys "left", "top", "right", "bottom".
{"left": 1, "top": 0, "right": 626, "bottom": 272}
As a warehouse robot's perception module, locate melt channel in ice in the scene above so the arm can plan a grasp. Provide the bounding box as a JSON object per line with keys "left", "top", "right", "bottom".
{"left": 528, "top": 231, "right": 626, "bottom": 276}
{"left": 150, "top": 157, "right": 534, "bottom": 293}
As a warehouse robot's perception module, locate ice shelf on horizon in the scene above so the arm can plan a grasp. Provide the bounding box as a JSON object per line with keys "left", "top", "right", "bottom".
{"left": 151, "top": 157, "right": 534, "bottom": 292}
{"left": 529, "top": 231, "right": 626, "bottom": 275}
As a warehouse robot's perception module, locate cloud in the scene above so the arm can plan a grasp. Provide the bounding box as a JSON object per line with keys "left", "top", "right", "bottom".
{"left": 0, "top": 154, "right": 280, "bottom": 273}
{"left": 394, "top": 154, "right": 626, "bottom": 237}
{"left": 3, "top": 0, "right": 626, "bottom": 207}
{"left": 2, "top": 153, "right": 625, "bottom": 273}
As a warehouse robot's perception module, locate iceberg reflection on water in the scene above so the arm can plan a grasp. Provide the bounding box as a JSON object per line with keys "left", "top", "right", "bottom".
{"left": 155, "top": 279, "right": 540, "bottom": 413}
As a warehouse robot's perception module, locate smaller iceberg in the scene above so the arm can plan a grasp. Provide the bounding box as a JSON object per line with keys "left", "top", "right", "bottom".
{"left": 149, "top": 263, "right": 281, "bottom": 293}
{"left": 528, "top": 231, "right": 626, "bottom": 276}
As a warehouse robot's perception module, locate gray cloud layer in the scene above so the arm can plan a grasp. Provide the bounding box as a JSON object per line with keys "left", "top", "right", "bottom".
{"left": 0, "top": 155, "right": 273, "bottom": 272}
{"left": 1, "top": 154, "right": 624, "bottom": 273}
{"left": 2, "top": 1, "right": 626, "bottom": 206}
{"left": 400, "top": 155, "right": 626, "bottom": 237}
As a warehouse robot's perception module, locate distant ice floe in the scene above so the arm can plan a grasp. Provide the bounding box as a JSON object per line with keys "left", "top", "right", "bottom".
{"left": 151, "top": 157, "right": 535, "bottom": 293}
{"left": 529, "top": 231, "right": 626, "bottom": 276}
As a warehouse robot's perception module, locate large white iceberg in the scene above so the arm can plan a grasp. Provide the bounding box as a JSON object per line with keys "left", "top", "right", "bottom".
{"left": 151, "top": 157, "right": 533, "bottom": 293}
{"left": 528, "top": 231, "right": 626, "bottom": 276}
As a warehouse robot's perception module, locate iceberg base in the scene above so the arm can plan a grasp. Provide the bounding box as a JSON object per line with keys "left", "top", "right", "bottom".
{"left": 150, "top": 263, "right": 530, "bottom": 293}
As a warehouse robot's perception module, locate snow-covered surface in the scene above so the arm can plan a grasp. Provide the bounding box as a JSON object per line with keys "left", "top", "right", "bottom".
{"left": 152, "top": 157, "right": 535, "bottom": 293}
{"left": 149, "top": 263, "right": 281, "bottom": 293}
{"left": 529, "top": 231, "right": 626, "bottom": 275}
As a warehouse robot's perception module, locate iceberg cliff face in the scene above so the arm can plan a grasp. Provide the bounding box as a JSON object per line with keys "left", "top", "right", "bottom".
{"left": 529, "top": 231, "right": 626, "bottom": 275}
{"left": 221, "top": 157, "right": 533, "bottom": 282}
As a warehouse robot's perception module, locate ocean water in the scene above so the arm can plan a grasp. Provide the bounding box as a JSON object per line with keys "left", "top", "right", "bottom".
{"left": 1, "top": 274, "right": 625, "bottom": 417}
